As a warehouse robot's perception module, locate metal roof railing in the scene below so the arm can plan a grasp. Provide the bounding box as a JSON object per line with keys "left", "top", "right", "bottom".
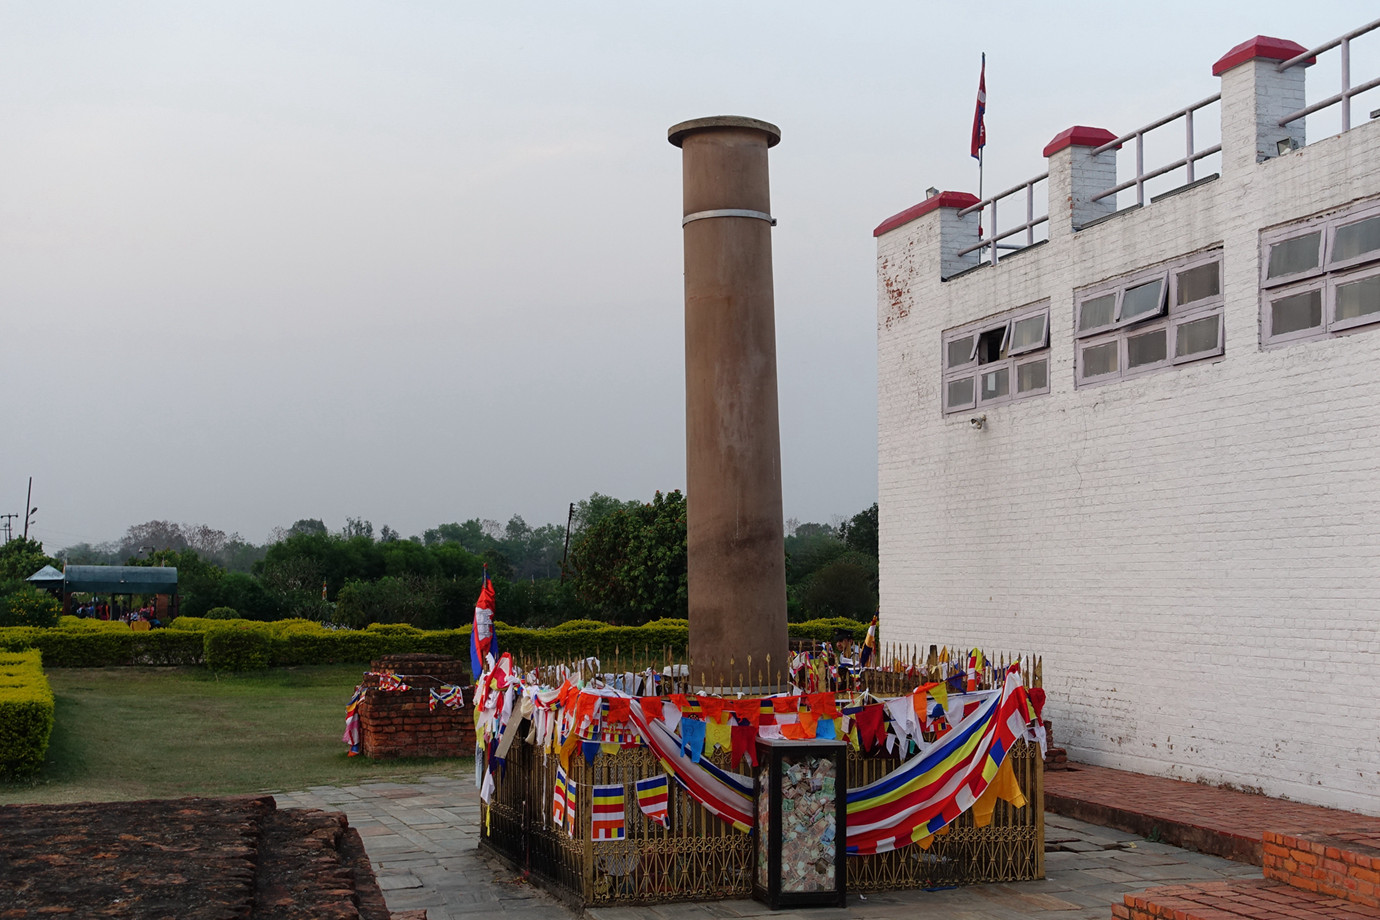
{"left": 1278, "top": 17, "right": 1380, "bottom": 134}
{"left": 955, "top": 172, "right": 1049, "bottom": 267}
{"left": 1090, "top": 94, "right": 1222, "bottom": 210}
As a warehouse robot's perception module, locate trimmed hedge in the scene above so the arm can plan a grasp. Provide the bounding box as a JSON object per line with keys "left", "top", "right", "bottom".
{"left": 0, "top": 624, "right": 205, "bottom": 667}
{"left": 0, "top": 616, "right": 863, "bottom": 672}
{"left": 787, "top": 617, "right": 869, "bottom": 643}
{"left": 204, "top": 625, "right": 272, "bottom": 672}
{"left": 0, "top": 649, "right": 55, "bottom": 780}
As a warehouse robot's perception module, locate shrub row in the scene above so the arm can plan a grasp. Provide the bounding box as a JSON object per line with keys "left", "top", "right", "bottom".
{"left": 0, "top": 649, "right": 55, "bottom": 780}
{"left": 785, "top": 617, "right": 870, "bottom": 643}
{"left": 0, "top": 616, "right": 865, "bottom": 673}
{"left": 0, "top": 624, "right": 206, "bottom": 667}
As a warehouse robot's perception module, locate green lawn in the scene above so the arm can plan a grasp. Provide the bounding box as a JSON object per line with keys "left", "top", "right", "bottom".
{"left": 0, "top": 664, "right": 472, "bottom": 805}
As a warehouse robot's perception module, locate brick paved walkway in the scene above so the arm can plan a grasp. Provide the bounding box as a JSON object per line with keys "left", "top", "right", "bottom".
{"left": 1045, "top": 763, "right": 1380, "bottom": 865}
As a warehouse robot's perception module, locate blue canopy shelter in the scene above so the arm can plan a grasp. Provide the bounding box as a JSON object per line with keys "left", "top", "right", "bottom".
{"left": 61, "top": 565, "right": 178, "bottom": 619}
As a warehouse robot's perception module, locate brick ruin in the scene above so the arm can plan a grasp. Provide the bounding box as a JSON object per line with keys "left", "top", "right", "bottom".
{"left": 0, "top": 794, "right": 426, "bottom": 920}
{"left": 358, "top": 654, "right": 475, "bottom": 759}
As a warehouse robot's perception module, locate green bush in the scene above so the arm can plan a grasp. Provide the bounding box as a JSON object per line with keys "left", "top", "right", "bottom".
{"left": 363, "top": 622, "right": 424, "bottom": 636}
{"left": 0, "top": 586, "right": 61, "bottom": 628}
{"left": 0, "top": 626, "right": 41, "bottom": 654}
{"left": 788, "top": 617, "right": 869, "bottom": 643}
{"left": 168, "top": 616, "right": 217, "bottom": 633}
{"left": 56, "top": 616, "right": 129, "bottom": 632}
{"left": 22, "top": 628, "right": 135, "bottom": 667}
{"left": 204, "top": 624, "right": 273, "bottom": 672}
{"left": 0, "top": 624, "right": 205, "bottom": 667}
{"left": 1, "top": 613, "right": 860, "bottom": 673}
{"left": 133, "top": 631, "right": 206, "bottom": 666}
{"left": 205, "top": 607, "right": 239, "bottom": 620}
{"left": 0, "top": 649, "right": 55, "bottom": 780}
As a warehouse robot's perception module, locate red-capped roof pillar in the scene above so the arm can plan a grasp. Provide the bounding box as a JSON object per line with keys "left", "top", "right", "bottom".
{"left": 1043, "top": 126, "right": 1120, "bottom": 233}
{"left": 1214, "top": 35, "right": 1312, "bottom": 168}
{"left": 873, "top": 191, "right": 982, "bottom": 279}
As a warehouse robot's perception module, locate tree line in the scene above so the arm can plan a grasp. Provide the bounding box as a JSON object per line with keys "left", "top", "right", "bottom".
{"left": 0, "top": 493, "right": 879, "bottom": 629}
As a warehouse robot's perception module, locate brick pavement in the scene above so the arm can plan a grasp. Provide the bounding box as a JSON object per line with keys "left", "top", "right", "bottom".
{"left": 1045, "top": 763, "right": 1380, "bottom": 865}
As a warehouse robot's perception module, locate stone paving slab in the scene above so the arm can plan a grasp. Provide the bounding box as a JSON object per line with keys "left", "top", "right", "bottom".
{"left": 277, "top": 772, "right": 1268, "bottom": 920}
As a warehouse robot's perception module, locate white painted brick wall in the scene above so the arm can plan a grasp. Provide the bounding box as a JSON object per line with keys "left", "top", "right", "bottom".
{"left": 876, "top": 60, "right": 1380, "bottom": 815}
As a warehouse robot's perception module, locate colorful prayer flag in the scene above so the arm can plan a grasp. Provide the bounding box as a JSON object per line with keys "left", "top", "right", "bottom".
{"left": 591, "top": 783, "right": 626, "bottom": 841}
{"left": 553, "top": 767, "right": 568, "bottom": 829}
{"left": 565, "top": 771, "right": 577, "bottom": 834}
{"left": 971, "top": 54, "right": 987, "bottom": 160}
{"left": 471, "top": 565, "right": 497, "bottom": 680}
{"left": 429, "top": 684, "right": 464, "bottom": 712}
{"left": 635, "top": 774, "right": 670, "bottom": 828}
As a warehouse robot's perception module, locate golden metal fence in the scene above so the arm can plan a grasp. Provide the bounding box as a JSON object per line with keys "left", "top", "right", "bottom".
{"left": 479, "top": 649, "right": 1044, "bottom": 907}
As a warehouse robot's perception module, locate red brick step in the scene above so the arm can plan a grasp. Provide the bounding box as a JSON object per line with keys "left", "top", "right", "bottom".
{"left": 1045, "top": 763, "right": 1380, "bottom": 866}
{"left": 1264, "top": 829, "right": 1380, "bottom": 910}
{"left": 1114, "top": 877, "right": 1380, "bottom": 920}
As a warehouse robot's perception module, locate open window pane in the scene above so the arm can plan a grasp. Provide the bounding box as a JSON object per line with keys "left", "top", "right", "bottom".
{"left": 1332, "top": 215, "right": 1380, "bottom": 265}
{"left": 1175, "top": 315, "right": 1220, "bottom": 358}
{"left": 1008, "top": 314, "right": 1048, "bottom": 354}
{"left": 945, "top": 376, "right": 975, "bottom": 411}
{"left": 1176, "top": 262, "right": 1220, "bottom": 305}
{"left": 1126, "top": 328, "right": 1167, "bottom": 368}
{"left": 946, "top": 335, "right": 976, "bottom": 369}
{"left": 975, "top": 325, "right": 1008, "bottom": 364}
{"left": 1120, "top": 278, "right": 1166, "bottom": 323}
{"left": 1015, "top": 357, "right": 1048, "bottom": 393}
{"left": 1267, "top": 232, "right": 1321, "bottom": 278}
{"left": 1270, "top": 289, "right": 1323, "bottom": 336}
{"left": 979, "top": 367, "right": 1009, "bottom": 401}
{"left": 1080, "top": 341, "right": 1118, "bottom": 379}
{"left": 1334, "top": 275, "right": 1380, "bottom": 324}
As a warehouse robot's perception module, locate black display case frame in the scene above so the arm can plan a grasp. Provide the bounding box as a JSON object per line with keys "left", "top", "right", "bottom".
{"left": 752, "top": 737, "right": 848, "bottom": 909}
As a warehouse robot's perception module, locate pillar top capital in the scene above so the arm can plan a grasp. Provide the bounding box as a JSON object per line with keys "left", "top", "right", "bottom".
{"left": 669, "top": 116, "right": 781, "bottom": 148}
{"left": 1043, "top": 126, "right": 1119, "bottom": 158}
{"left": 873, "top": 192, "right": 979, "bottom": 238}
{"left": 1212, "top": 35, "right": 1312, "bottom": 76}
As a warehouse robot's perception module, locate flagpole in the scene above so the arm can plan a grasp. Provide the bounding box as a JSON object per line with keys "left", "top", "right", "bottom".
{"left": 978, "top": 52, "right": 985, "bottom": 204}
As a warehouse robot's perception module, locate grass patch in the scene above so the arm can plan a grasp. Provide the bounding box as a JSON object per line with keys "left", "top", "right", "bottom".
{"left": 0, "top": 664, "right": 472, "bottom": 805}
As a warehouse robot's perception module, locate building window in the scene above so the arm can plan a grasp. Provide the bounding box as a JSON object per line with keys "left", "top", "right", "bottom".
{"left": 1261, "top": 200, "right": 1380, "bottom": 345}
{"left": 1074, "top": 250, "right": 1224, "bottom": 387}
{"left": 942, "top": 302, "right": 1050, "bottom": 413}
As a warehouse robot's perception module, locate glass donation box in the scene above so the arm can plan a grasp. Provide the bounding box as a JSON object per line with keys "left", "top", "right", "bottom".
{"left": 753, "top": 737, "right": 847, "bottom": 909}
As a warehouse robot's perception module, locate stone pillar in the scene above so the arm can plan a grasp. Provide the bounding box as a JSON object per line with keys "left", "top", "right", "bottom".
{"left": 669, "top": 115, "right": 789, "bottom": 693}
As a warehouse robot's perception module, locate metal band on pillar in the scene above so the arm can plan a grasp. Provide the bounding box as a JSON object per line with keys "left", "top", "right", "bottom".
{"left": 682, "top": 208, "right": 778, "bottom": 227}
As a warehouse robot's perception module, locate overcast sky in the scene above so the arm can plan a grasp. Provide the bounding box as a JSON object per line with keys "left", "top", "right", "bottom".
{"left": 3, "top": 2, "right": 1374, "bottom": 549}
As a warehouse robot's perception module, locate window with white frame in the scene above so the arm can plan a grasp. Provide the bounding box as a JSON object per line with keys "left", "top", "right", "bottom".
{"left": 1073, "top": 250, "right": 1224, "bottom": 387}
{"left": 941, "top": 302, "right": 1050, "bottom": 414}
{"left": 1260, "top": 199, "right": 1380, "bottom": 346}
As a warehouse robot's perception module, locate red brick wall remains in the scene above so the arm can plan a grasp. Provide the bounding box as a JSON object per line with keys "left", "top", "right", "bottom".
{"left": 358, "top": 654, "right": 476, "bottom": 759}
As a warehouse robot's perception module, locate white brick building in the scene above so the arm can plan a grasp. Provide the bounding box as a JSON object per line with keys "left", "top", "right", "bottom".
{"left": 875, "top": 31, "right": 1380, "bottom": 814}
